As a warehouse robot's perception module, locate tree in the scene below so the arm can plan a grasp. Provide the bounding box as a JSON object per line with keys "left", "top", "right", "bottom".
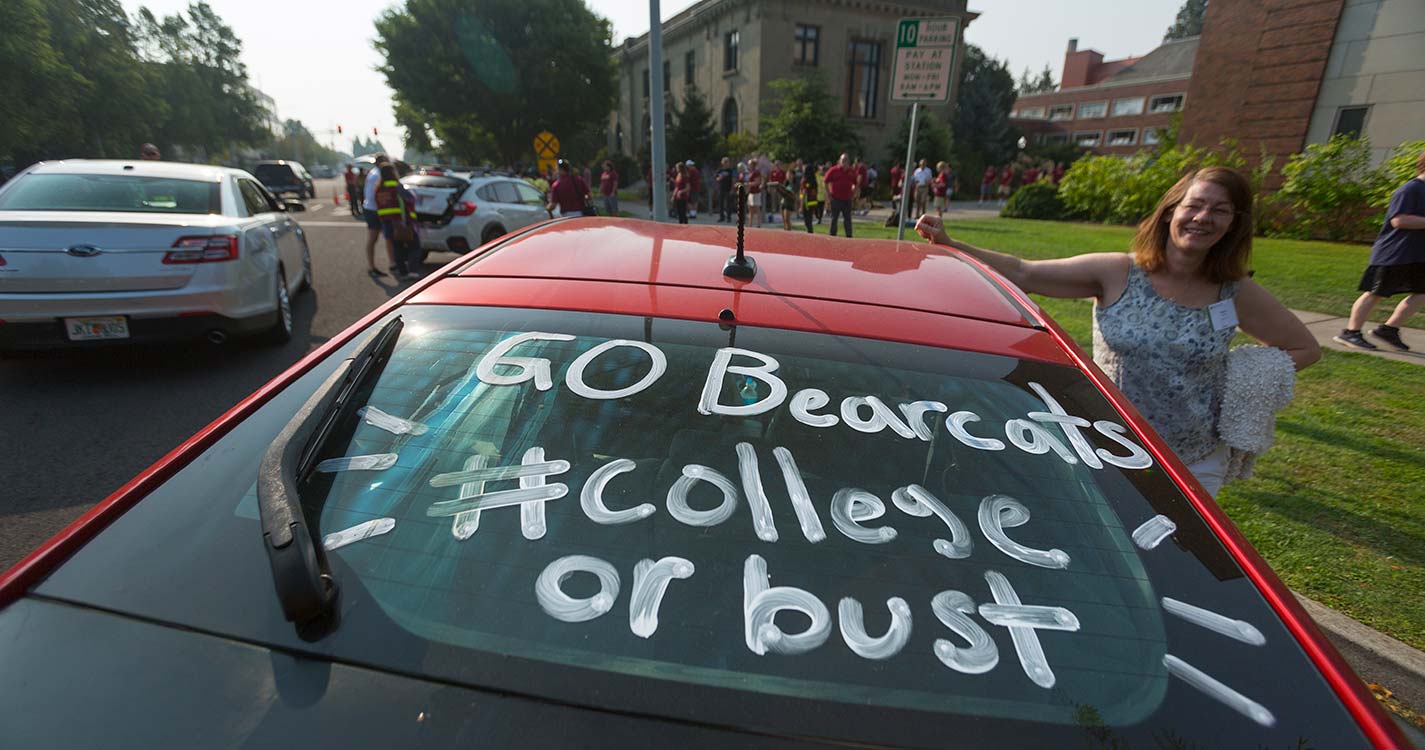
{"left": 135, "top": 3, "right": 270, "bottom": 157}
{"left": 1016, "top": 65, "right": 1056, "bottom": 95}
{"left": 884, "top": 109, "right": 953, "bottom": 168}
{"left": 951, "top": 44, "right": 1020, "bottom": 185}
{"left": 375, "top": 0, "right": 617, "bottom": 165}
{"left": 757, "top": 75, "right": 860, "bottom": 164}
{"left": 1164, "top": 0, "right": 1207, "bottom": 41}
{"left": 668, "top": 88, "right": 721, "bottom": 168}
{"left": 265, "top": 120, "right": 347, "bottom": 167}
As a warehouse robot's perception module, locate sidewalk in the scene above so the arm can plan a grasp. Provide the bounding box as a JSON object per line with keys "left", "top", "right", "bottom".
{"left": 1293, "top": 310, "right": 1425, "bottom": 365}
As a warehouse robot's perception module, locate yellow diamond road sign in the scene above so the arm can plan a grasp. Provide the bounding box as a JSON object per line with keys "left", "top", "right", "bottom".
{"left": 891, "top": 17, "right": 959, "bottom": 104}
{"left": 534, "top": 131, "right": 560, "bottom": 159}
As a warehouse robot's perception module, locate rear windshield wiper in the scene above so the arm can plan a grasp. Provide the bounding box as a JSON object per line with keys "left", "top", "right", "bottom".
{"left": 257, "top": 316, "right": 403, "bottom": 638}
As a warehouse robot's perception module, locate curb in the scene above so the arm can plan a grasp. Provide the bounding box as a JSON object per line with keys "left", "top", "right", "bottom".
{"left": 1295, "top": 592, "right": 1425, "bottom": 721}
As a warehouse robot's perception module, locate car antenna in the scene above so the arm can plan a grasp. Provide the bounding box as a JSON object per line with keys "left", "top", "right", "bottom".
{"left": 723, "top": 181, "right": 756, "bottom": 279}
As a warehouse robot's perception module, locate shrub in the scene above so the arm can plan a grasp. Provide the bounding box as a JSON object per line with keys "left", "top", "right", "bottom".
{"left": 1001, "top": 181, "right": 1069, "bottom": 220}
{"left": 1059, "top": 142, "right": 1249, "bottom": 225}
{"left": 1275, "top": 135, "right": 1384, "bottom": 241}
{"left": 1369, "top": 139, "right": 1425, "bottom": 208}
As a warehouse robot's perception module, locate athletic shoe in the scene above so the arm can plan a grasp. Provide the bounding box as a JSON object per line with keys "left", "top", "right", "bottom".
{"left": 368, "top": 267, "right": 388, "bottom": 278}
{"left": 1370, "top": 325, "right": 1411, "bottom": 351}
{"left": 1332, "top": 329, "right": 1377, "bottom": 350}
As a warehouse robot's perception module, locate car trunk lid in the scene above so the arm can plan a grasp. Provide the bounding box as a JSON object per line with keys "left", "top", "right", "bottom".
{"left": 0, "top": 212, "right": 230, "bottom": 293}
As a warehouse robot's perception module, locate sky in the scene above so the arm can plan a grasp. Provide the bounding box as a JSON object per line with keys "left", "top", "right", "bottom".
{"left": 124, "top": 0, "right": 1184, "bottom": 158}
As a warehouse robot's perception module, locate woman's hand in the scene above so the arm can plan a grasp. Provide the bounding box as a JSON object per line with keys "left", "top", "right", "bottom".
{"left": 914, "top": 214, "right": 951, "bottom": 245}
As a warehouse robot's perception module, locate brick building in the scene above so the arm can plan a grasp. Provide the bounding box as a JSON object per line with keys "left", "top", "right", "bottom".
{"left": 1008, "top": 37, "right": 1197, "bottom": 155}
{"left": 1179, "top": 0, "right": 1425, "bottom": 176}
{"left": 609, "top": 0, "right": 976, "bottom": 165}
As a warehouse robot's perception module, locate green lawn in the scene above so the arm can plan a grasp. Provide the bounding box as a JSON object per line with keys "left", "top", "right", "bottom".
{"left": 849, "top": 217, "right": 1425, "bottom": 648}
{"left": 854, "top": 217, "right": 1378, "bottom": 320}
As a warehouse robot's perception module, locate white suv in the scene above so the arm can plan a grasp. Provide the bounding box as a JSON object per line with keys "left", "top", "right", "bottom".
{"left": 402, "top": 173, "right": 551, "bottom": 263}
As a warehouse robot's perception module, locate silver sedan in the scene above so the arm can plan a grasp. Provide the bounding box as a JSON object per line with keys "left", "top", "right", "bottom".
{"left": 0, "top": 159, "right": 313, "bottom": 349}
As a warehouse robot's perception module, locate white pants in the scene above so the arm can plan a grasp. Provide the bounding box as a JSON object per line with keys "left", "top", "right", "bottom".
{"left": 1186, "top": 442, "right": 1230, "bottom": 498}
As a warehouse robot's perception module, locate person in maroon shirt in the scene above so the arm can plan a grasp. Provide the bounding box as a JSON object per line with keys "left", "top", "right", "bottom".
{"left": 854, "top": 158, "right": 869, "bottom": 214}
{"left": 599, "top": 160, "right": 619, "bottom": 217}
{"left": 980, "top": 165, "right": 997, "bottom": 204}
{"left": 932, "top": 161, "right": 950, "bottom": 217}
{"left": 823, "top": 152, "right": 858, "bottom": 238}
{"left": 1022, "top": 165, "right": 1040, "bottom": 186}
{"left": 1051, "top": 161, "right": 1066, "bottom": 184}
{"left": 672, "top": 162, "right": 690, "bottom": 224}
{"left": 684, "top": 160, "right": 702, "bottom": 218}
{"left": 889, "top": 163, "right": 904, "bottom": 216}
{"left": 768, "top": 159, "right": 792, "bottom": 231}
{"left": 997, "top": 165, "right": 1013, "bottom": 205}
{"left": 745, "top": 167, "right": 763, "bottom": 227}
{"left": 546, "top": 160, "right": 592, "bottom": 217}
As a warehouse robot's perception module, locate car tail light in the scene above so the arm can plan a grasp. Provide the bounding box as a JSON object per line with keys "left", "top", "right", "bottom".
{"left": 0, "top": 253, "right": 6, "bottom": 266}
{"left": 164, "top": 235, "right": 239, "bottom": 264}
{"left": 452, "top": 201, "right": 477, "bottom": 216}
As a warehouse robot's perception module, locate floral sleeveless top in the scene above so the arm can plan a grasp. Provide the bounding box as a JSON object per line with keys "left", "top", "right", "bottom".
{"left": 1092, "top": 263, "right": 1239, "bottom": 464}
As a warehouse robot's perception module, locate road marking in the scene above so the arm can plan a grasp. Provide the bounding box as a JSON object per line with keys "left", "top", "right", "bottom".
{"left": 309, "top": 204, "right": 327, "bottom": 213}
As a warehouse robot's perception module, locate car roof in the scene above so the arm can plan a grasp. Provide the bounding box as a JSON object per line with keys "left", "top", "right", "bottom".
{"left": 27, "top": 159, "right": 234, "bottom": 182}
{"left": 452, "top": 218, "right": 1040, "bottom": 332}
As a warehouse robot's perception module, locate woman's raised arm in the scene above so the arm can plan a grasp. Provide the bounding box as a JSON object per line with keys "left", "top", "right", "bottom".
{"left": 915, "top": 214, "right": 1127, "bottom": 302}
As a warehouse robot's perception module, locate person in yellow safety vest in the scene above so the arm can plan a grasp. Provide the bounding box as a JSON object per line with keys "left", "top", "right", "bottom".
{"left": 373, "top": 164, "right": 423, "bottom": 280}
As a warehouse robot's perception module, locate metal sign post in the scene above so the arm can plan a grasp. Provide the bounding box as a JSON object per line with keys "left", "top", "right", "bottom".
{"left": 890, "top": 16, "right": 960, "bottom": 241}
{"left": 648, "top": 0, "right": 668, "bottom": 222}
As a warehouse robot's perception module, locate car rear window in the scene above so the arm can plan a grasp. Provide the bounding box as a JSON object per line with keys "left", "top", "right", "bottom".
{"left": 0, "top": 173, "right": 220, "bottom": 214}
{"left": 253, "top": 164, "right": 297, "bottom": 184}
{"left": 35, "top": 305, "right": 1367, "bottom": 748}
{"left": 401, "top": 175, "right": 467, "bottom": 189}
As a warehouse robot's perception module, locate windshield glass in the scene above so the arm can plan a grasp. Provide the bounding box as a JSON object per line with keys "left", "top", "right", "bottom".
{"left": 36, "top": 305, "right": 1365, "bottom": 748}
{"left": 0, "top": 173, "right": 220, "bottom": 214}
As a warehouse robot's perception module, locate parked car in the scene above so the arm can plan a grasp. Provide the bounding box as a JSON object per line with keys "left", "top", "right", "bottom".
{"left": 0, "top": 159, "right": 312, "bottom": 348}
{"left": 402, "top": 172, "right": 550, "bottom": 264}
{"left": 0, "top": 219, "right": 1410, "bottom": 748}
{"left": 253, "top": 160, "right": 316, "bottom": 199}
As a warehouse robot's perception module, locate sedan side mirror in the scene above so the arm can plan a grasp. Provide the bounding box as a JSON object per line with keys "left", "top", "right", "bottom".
{"left": 283, "top": 200, "right": 307, "bottom": 213}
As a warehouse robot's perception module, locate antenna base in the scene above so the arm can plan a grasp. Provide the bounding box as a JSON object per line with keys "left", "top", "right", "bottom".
{"left": 722, "top": 254, "right": 757, "bottom": 279}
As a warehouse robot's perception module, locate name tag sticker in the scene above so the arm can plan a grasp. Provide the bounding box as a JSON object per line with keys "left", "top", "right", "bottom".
{"left": 1208, "top": 299, "right": 1239, "bottom": 331}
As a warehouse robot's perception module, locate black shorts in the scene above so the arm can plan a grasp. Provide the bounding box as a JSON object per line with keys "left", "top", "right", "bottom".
{"left": 1358, "top": 262, "right": 1425, "bottom": 296}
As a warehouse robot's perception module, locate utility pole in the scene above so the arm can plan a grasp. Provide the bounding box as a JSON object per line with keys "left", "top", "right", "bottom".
{"left": 648, "top": 0, "right": 667, "bottom": 222}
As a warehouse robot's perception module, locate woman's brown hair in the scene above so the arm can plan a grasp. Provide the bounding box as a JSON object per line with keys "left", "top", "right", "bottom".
{"left": 1130, "top": 166, "right": 1253, "bottom": 284}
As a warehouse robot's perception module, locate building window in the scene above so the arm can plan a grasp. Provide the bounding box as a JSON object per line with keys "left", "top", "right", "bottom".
{"left": 794, "top": 24, "right": 820, "bottom": 66}
{"left": 1048, "top": 104, "right": 1074, "bottom": 121}
{"left": 1149, "top": 93, "right": 1185, "bottom": 113}
{"left": 642, "top": 69, "right": 649, "bottom": 98}
{"left": 685, "top": 50, "right": 695, "bottom": 87}
{"left": 1074, "top": 131, "right": 1102, "bottom": 147}
{"left": 1142, "top": 127, "right": 1162, "bottom": 146}
{"left": 1014, "top": 106, "right": 1045, "bottom": 120}
{"left": 1111, "top": 97, "right": 1144, "bottom": 116}
{"left": 846, "top": 40, "right": 881, "bottom": 119}
{"left": 724, "top": 30, "right": 739, "bottom": 71}
{"left": 1107, "top": 129, "right": 1137, "bottom": 146}
{"left": 1044, "top": 132, "right": 1070, "bottom": 145}
{"left": 663, "top": 60, "right": 670, "bottom": 92}
{"left": 722, "top": 97, "right": 738, "bottom": 136}
{"left": 1333, "top": 106, "right": 1369, "bottom": 139}
{"left": 1077, "top": 101, "right": 1107, "bottom": 119}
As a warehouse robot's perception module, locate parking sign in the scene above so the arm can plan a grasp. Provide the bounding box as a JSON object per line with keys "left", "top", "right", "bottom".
{"left": 890, "top": 17, "right": 960, "bottom": 104}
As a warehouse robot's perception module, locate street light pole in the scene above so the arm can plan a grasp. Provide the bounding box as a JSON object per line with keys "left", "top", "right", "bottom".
{"left": 648, "top": 0, "right": 668, "bottom": 222}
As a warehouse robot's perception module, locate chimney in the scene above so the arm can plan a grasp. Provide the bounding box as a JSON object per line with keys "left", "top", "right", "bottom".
{"left": 1068, "top": 38, "right": 1078, "bottom": 53}
{"left": 1061, "top": 39, "right": 1101, "bottom": 90}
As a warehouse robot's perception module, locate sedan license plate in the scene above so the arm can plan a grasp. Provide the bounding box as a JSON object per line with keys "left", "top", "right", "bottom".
{"left": 64, "top": 316, "right": 129, "bottom": 341}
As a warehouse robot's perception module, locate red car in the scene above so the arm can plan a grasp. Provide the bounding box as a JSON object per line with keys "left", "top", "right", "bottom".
{"left": 0, "top": 219, "right": 1409, "bottom": 748}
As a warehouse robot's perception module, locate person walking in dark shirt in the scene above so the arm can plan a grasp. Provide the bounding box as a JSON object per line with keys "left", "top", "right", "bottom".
{"left": 1335, "top": 150, "right": 1425, "bottom": 351}
{"left": 715, "top": 157, "right": 735, "bottom": 223}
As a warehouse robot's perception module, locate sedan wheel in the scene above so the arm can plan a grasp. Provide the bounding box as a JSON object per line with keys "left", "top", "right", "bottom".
{"left": 263, "top": 270, "right": 294, "bottom": 345}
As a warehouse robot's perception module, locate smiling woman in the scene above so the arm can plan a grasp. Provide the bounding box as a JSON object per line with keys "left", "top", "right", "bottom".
{"left": 914, "top": 168, "right": 1321, "bottom": 497}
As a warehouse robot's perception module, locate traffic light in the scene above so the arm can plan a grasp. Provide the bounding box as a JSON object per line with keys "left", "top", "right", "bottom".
{"left": 373, "top": 127, "right": 379, "bottom": 135}
{"left": 337, "top": 124, "right": 343, "bottom": 134}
